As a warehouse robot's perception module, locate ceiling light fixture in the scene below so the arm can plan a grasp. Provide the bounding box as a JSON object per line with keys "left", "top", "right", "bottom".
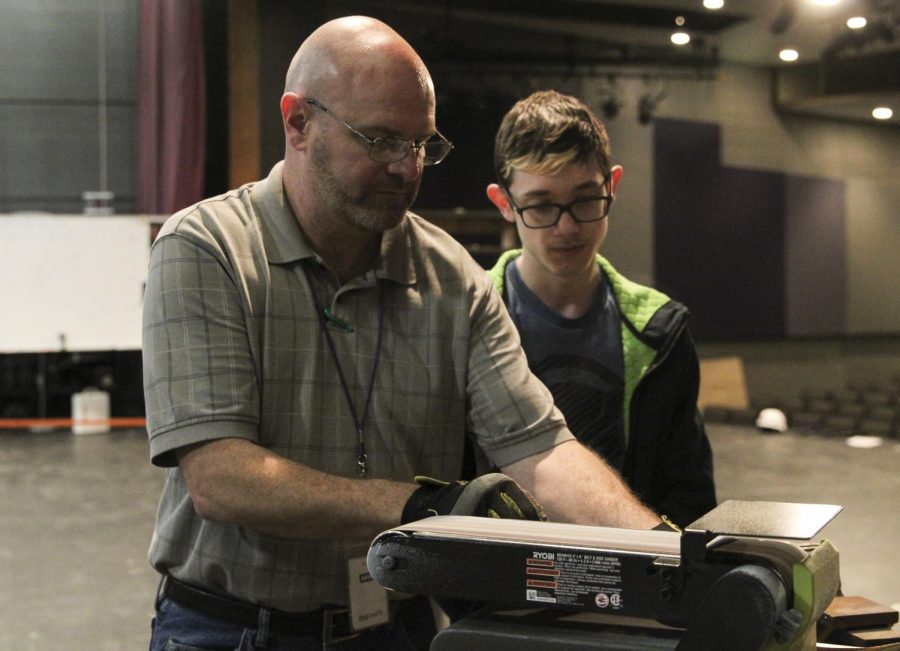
{"left": 703, "top": 0, "right": 724, "bottom": 9}
{"left": 671, "top": 31, "right": 691, "bottom": 45}
{"left": 779, "top": 48, "right": 799, "bottom": 62}
{"left": 846, "top": 16, "right": 867, "bottom": 29}
{"left": 811, "top": 0, "right": 840, "bottom": 6}
{"left": 872, "top": 107, "right": 893, "bottom": 120}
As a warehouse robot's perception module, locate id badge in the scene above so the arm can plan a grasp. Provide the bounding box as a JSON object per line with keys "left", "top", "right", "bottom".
{"left": 346, "top": 555, "right": 390, "bottom": 631}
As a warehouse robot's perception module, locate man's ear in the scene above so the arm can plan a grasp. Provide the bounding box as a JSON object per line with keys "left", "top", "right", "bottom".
{"left": 608, "top": 165, "right": 623, "bottom": 198}
{"left": 281, "top": 93, "right": 310, "bottom": 150}
{"left": 486, "top": 183, "right": 516, "bottom": 224}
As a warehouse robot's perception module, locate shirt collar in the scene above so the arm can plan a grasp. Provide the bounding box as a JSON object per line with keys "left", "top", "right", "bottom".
{"left": 377, "top": 216, "right": 416, "bottom": 285}
{"left": 252, "top": 162, "right": 314, "bottom": 264}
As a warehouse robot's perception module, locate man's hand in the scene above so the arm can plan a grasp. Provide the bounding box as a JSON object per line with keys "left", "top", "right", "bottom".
{"left": 401, "top": 473, "right": 546, "bottom": 524}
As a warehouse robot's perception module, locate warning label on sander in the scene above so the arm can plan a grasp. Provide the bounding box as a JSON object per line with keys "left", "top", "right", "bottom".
{"left": 524, "top": 550, "right": 624, "bottom": 610}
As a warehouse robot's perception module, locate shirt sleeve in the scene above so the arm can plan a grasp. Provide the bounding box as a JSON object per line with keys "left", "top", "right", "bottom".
{"left": 142, "top": 233, "right": 260, "bottom": 467}
{"left": 464, "top": 269, "right": 573, "bottom": 468}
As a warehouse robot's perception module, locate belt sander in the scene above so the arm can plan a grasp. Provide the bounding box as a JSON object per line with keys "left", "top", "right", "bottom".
{"left": 367, "top": 500, "right": 842, "bottom": 650}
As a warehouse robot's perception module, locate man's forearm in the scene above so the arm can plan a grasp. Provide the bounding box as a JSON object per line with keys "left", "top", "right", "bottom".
{"left": 502, "top": 439, "right": 661, "bottom": 529}
{"left": 177, "top": 437, "right": 417, "bottom": 540}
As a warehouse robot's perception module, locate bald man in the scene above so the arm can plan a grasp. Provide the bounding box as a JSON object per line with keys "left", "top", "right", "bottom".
{"left": 143, "top": 16, "right": 661, "bottom": 649}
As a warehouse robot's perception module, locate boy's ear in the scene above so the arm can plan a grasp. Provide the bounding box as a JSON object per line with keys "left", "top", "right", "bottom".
{"left": 486, "top": 183, "right": 516, "bottom": 224}
{"left": 608, "top": 165, "right": 623, "bottom": 198}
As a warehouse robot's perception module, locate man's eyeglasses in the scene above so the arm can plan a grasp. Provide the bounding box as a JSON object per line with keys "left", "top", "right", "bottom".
{"left": 503, "top": 178, "right": 614, "bottom": 229}
{"left": 305, "top": 98, "right": 453, "bottom": 166}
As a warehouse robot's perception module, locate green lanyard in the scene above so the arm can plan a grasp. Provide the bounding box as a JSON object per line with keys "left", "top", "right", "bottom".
{"left": 303, "top": 267, "right": 384, "bottom": 478}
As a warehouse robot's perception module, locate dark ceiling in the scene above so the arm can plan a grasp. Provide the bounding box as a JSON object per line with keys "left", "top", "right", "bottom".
{"left": 328, "top": 0, "right": 900, "bottom": 125}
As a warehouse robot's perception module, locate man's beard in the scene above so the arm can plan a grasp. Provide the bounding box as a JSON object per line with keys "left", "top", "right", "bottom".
{"left": 310, "top": 138, "right": 419, "bottom": 233}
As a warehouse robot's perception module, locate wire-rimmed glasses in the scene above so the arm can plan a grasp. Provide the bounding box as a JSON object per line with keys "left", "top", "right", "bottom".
{"left": 305, "top": 98, "right": 453, "bottom": 166}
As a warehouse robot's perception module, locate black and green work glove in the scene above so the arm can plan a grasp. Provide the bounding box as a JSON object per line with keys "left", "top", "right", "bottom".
{"left": 401, "top": 472, "right": 546, "bottom": 524}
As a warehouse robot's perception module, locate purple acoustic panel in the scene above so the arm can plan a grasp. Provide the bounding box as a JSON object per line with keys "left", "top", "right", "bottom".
{"left": 654, "top": 118, "right": 786, "bottom": 340}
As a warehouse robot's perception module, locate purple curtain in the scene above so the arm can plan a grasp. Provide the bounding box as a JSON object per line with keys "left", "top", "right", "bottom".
{"left": 137, "top": 0, "right": 206, "bottom": 215}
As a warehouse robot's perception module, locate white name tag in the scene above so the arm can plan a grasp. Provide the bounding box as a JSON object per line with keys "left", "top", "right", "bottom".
{"left": 346, "top": 555, "right": 390, "bottom": 631}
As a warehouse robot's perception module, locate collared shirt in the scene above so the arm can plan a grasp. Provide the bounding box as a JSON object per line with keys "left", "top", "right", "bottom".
{"left": 142, "top": 162, "right": 571, "bottom": 611}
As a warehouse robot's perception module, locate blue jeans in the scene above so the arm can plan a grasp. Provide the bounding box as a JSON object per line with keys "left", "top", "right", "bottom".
{"left": 149, "top": 594, "right": 437, "bottom": 650}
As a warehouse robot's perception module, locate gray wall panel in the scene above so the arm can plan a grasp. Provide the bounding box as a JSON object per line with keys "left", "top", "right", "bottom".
{"left": 0, "top": 0, "right": 137, "bottom": 214}
{"left": 785, "top": 175, "right": 846, "bottom": 336}
{"left": 102, "top": 2, "right": 140, "bottom": 100}
{"left": 0, "top": 105, "right": 135, "bottom": 212}
{"left": 847, "top": 179, "right": 900, "bottom": 334}
{"left": 0, "top": 0, "right": 136, "bottom": 101}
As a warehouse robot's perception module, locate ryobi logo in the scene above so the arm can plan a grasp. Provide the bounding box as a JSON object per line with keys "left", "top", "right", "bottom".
{"left": 532, "top": 551, "right": 555, "bottom": 560}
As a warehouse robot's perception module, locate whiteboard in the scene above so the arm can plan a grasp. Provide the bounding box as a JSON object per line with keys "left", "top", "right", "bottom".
{"left": 0, "top": 214, "right": 163, "bottom": 352}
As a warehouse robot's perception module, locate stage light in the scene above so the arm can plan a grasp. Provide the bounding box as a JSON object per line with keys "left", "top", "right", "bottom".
{"left": 600, "top": 75, "right": 620, "bottom": 120}
{"left": 638, "top": 99, "right": 652, "bottom": 124}
{"left": 602, "top": 95, "right": 620, "bottom": 119}
{"left": 779, "top": 48, "right": 799, "bottom": 62}
{"left": 637, "top": 92, "right": 666, "bottom": 125}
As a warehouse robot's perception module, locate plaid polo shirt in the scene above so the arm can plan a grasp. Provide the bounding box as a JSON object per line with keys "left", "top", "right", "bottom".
{"left": 142, "top": 162, "right": 570, "bottom": 611}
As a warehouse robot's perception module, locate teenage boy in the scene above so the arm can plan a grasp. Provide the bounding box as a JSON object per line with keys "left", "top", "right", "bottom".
{"left": 486, "top": 90, "right": 716, "bottom": 527}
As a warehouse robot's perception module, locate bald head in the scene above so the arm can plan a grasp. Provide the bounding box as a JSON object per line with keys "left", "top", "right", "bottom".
{"left": 284, "top": 16, "right": 432, "bottom": 108}
{"left": 278, "top": 16, "right": 439, "bottom": 255}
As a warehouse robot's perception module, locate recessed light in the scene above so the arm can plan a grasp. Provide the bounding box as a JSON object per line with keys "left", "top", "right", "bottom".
{"left": 872, "top": 107, "right": 893, "bottom": 120}
{"left": 847, "top": 16, "right": 867, "bottom": 29}
{"left": 703, "top": 0, "right": 724, "bottom": 8}
{"left": 779, "top": 49, "right": 799, "bottom": 62}
{"left": 671, "top": 32, "right": 690, "bottom": 45}
{"left": 811, "top": 0, "right": 839, "bottom": 6}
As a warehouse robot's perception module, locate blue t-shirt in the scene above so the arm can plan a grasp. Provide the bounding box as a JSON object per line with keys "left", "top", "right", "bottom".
{"left": 505, "top": 262, "right": 626, "bottom": 469}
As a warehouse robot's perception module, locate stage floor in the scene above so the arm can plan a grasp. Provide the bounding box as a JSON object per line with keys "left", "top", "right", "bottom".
{"left": 1, "top": 424, "right": 897, "bottom": 649}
